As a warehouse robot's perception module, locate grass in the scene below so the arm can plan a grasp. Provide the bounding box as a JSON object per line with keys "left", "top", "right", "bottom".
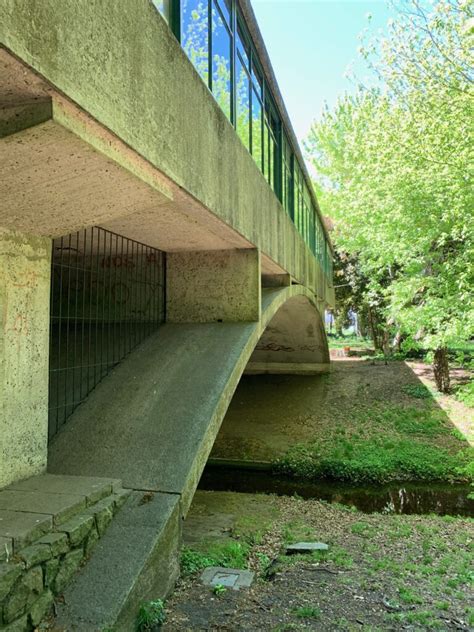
{"left": 401, "top": 383, "right": 433, "bottom": 399}
{"left": 453, "top": 380, "right": 474, "bottom": 407}
{"left": 274, "top": 400, "right": 472, "bottom": 484}
{"left": 180, "top": 541, "right": 250, "bottom": 576}
{"left": 136, "top": 600, "right": 166, "bottom": 631}
{"left": 293, "top": 606, "right": 321, "bottom": 619}
{"left": 275, "top": 436, "right": 472, "bottom": 483}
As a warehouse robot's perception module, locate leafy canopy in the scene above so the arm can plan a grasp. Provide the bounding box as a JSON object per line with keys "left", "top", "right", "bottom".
{"left": 306, "top": 0, "right": 474, "bottom": 352}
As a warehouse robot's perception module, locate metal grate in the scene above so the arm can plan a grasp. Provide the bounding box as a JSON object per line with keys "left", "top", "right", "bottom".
{"left": 48, "top": 226, "right": 165, "bottom": 440}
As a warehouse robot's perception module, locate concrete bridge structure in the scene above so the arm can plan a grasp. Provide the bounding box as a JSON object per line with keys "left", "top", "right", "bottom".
{"left": 0, "top": 0, "right": 334, "bottom": 627}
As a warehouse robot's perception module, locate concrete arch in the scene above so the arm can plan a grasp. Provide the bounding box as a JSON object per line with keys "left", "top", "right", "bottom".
{"left": 49, "top": 285, "right": 329, "bottom": 514}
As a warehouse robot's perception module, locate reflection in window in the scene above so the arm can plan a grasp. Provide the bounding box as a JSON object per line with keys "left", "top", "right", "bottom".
{"left": 182, "top": 0, "right": 209, "bottom": 84}
{"left": 152, "top": 0, "right": 169, "bottom": 21}
{"left": 217, "top": 0, "right": 231, "bottom": 26}
{"left": 212, "top": 1, "right": 232, "bottom": 121}
{"left": 282, "top": 135, "right": 292, "bottom": 217}
{"left": 237, "top": 24, "right": 250, "bottom": 70}
{"left": 251, "top": 89, "right": 263, "bottom": 170}
{"left": 236, "top": 55, "right": 250, "bottom": 151}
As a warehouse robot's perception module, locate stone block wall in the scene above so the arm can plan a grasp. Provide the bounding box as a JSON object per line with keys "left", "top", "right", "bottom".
{"left": 0, "top": 489, "right": 130, "bottom": 630}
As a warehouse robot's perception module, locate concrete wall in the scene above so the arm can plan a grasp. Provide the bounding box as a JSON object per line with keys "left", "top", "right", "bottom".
{"left": 0, "top": 230, "right": 51, "bottom": 488}
{"left": 166, "top": 249, "right": 260, "bottom": 323}
{"left": 0, "top": 0, "right": 330, "bottom": 301}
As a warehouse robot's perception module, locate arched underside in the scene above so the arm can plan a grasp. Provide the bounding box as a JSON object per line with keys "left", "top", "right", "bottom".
{"left": 247, "top": 294, "right": 330, "bottom": 374}
{"left": 48, "top": 286, "right": 329, "bottom": 514}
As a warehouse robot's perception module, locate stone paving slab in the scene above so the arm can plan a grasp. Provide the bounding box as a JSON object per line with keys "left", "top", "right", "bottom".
{"left": 0, "top": 510, "right": 52, "bottom": 550}
{"left": 7, "top": 474, "right": 122, "bottom": 506}
{"left": 200, "top": 567, "right": 254, "bottom": 590}
{"left": 0, "top": 491, "right": 86, "bottom": 525}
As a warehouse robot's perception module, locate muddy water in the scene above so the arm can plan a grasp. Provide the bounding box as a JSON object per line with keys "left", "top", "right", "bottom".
{"left": 199, "top": 463, "right": 474, "bottom": 517}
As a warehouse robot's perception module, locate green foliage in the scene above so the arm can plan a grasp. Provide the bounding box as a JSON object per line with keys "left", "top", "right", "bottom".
{"left": 275, "top": 438, "right": 472, "bottom": 483}
{"left": 398, "top": 587, "right": 423, "bottom": 604}
{"left": 136, "top": 600, "right": 165, "bottom": 631}
{"left": 351, "top": 521, "right": 376, "bottom": 538}
{"left": 306, "top": 0, "right": 474, "bottom": 366}
{"left": 212, "top": 583, "right": 227, "bottom": 596}
{"left": 293, "top": 606, "right": 321, "bottom": 619}
{"left": 401, "top": 384, "right": 432, "bottom": 399}
{"left": 180, "top": 541, "right": 250, "bottom": 576}
{"left": 453, "top": 380, "right": 474, "bottom": 408}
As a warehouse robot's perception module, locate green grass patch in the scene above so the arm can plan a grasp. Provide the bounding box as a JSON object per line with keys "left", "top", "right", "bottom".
{"left": 136, "top": 600, "right": 165, "bottom": 631}
{"left": 293, "top": 606, "right": 321, "bottom": 619}
{"left": 275, "top": 438, "right": 472, "bottom": 483}
{"left": 401, "top": 384, "right": 433, "bottom": 399}
{"left": 453, "top": 380, "right": 474, "bottom": 408}
{"left": 181, "top": 541, "right": 250, "bottom": 576}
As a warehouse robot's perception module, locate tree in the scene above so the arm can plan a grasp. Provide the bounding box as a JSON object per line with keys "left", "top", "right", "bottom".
{"left": 306, "top": 0, "right": 474, "bottom": 391}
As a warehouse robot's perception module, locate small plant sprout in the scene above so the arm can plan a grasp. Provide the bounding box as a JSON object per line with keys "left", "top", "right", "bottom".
{"left": 213, "top": 583, "right": 227, "bottom": 596}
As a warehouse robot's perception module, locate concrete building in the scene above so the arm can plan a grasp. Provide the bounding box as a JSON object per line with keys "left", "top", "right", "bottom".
{"left": 0, "top": 0, "right": 334, "bottom": 626}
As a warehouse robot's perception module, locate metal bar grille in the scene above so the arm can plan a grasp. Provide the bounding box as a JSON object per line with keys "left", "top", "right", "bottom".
{"left": 48, "top": 226, "right": 165, "bottom": 440}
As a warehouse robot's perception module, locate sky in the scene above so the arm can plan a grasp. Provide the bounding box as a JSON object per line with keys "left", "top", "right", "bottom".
{"left": 250, "top": 0, "right": 394, "bottom": 145}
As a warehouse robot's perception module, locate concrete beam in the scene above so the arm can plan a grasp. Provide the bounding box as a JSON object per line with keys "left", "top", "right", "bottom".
{"left": 244, "top": 362, "right": 330, "bottom": 375}
{"left": 166, "top": 249, "right": 261, "bottom": 323}
{"left": 0, "top": 229, "right": 51, "bottom": 488}
{"left": 0, "top": 97, "right": 52, "bottom": 138}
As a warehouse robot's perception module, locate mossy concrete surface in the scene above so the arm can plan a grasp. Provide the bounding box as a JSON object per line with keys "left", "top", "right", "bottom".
{"left": 0, "top": 229, "right": 51, "bottom": 488}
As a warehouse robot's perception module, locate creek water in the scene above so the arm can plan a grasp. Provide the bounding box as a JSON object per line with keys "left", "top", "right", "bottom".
{"left": 199, "top": 462, "right": 473, "bottom": 517}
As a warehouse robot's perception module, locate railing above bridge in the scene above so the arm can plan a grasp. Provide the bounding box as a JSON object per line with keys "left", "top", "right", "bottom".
{"left": 153, "top": 0, "right": 333, "bottom": 285}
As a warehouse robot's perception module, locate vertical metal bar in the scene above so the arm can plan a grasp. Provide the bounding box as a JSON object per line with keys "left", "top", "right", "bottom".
{"left": 49, "top": 240, "right": 56, "bottom": 438}
{"left": 126, "top": 236, "right": 131, "bottom": 356}
{"left": 208, "top": 0, "right": 212, "bottom": 92}
{"left": 64, "top": 233, "right": 72, "bottom": 424}
{"left": 80, "top": 228, "right": 87, "bottom": 401}
{"left": 55, "top": 237, "right": 64, "bottom": 435}
{"left": 72, "top": 231, "right": 79, "bottom": 409}
{"left": 119, "top": 235, "right": 124, "bottom": 362}
{"left": 108, "top": 230, "right": 113, "bottom": 370}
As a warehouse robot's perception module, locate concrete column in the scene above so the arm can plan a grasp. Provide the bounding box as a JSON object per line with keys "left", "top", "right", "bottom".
{"left": 166, "top": 249, "right": 261, "bottom": 323}
{"left": 0, "top": 229, "right": 51, "bottom": 488}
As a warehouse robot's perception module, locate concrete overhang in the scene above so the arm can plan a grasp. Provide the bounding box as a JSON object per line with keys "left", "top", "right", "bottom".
{"left": 0, "top": 49, "right": 285, "bottom": 273}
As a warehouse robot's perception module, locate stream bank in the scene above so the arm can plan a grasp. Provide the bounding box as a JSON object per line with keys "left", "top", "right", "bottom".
{"left": 164, "top": 491, "right": 473, "bottom": 631}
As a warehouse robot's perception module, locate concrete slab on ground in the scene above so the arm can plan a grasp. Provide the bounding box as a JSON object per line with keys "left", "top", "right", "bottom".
{"left": 200, "top": 567, "right": 254, "bottom": 590}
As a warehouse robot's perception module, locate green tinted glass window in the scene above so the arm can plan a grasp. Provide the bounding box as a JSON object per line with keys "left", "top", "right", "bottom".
{"left": 182, "top": 0, "right": 209, "bottom": 84}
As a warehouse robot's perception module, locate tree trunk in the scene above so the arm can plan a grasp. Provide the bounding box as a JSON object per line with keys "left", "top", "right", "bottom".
{"left": 433, "top": 347, "right": 450, "bottom": 393}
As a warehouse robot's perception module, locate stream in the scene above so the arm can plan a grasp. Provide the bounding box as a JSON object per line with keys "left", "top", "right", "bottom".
{"left": 199, "top": 461, "right": 473, "bottom": 517}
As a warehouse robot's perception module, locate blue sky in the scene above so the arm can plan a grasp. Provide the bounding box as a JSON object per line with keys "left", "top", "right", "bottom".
{"left": 250, "top": 0, "right": 394, "bottom": 144}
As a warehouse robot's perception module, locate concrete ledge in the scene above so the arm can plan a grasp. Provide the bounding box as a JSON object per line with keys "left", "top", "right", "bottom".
{"left": 0, "top": 97, "right": 52, "bottom": 138}
{"left": 55, "top": 491, "right": 181, "bottom": 631}
{"left": 244, "top": 362, "right": 331, "bottom": 375}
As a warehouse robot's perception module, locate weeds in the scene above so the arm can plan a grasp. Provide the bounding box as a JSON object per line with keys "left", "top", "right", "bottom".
{"left": 136, "top": 600, "right": 165, "bottom": 631}
{"left": 180, "top": 541, "right": 250, "bottom": 576}
{"left": 293, "top": 606, "right": 321, "bottom": 619}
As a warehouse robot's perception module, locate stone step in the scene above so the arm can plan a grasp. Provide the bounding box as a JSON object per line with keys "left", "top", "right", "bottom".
{"left": 54, "top": 491, "right": 181, "bottom": 631}
{"left": 0, "top": 474, "right": 131, "bottom": 630}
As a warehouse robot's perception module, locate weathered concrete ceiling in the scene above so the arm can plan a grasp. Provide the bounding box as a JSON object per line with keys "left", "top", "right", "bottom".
{"left": 0, "top": 48, "right": 285, "bottom": 274}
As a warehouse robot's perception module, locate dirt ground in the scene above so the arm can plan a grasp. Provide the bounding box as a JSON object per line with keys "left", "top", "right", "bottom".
{"left": 210, "top": 357, "right": 473, "bottom": 464}
{"left": 164, "top": 491, "right": 473, "bottom": 631}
